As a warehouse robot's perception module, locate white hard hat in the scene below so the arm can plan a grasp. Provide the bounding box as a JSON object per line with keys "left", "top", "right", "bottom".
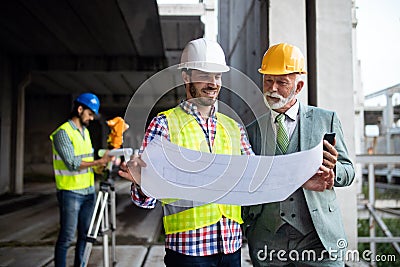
{"left": 178, "top": 38, "right": 230, "bottom": 73}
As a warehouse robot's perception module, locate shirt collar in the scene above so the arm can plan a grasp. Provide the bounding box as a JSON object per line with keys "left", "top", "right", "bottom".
{"left": 271, "top": 99, "right": 299, "bottom": 121}
{"left": 285, "top": 100, "right": 299, "bottom": 121}
{"left": 179, "top": 100, "right": 217, "bottom": 118}
{"left": 68, "top": 119, "right": 86, "bottom": 131}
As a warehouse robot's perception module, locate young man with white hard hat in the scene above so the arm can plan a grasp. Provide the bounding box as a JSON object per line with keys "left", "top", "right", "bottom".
{"left": 119, "top": 38, "right": 254, "bottom": 266}
{"left": 50, "top": 93, "right": 113, "bottom": 267}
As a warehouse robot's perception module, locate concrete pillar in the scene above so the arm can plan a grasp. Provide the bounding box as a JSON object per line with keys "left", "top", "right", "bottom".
{"left": 218, "top": 0, "right": 230, "bottom": 51}
{"left": 203, "top": 0, "right": 217, "bottom": 41}
{"left": 352, "top": 0, "right": 365, "bottom": 196}
{"left": 268, "top": 0, "right": 308, "bottom": 105}
{"left": 15, "top": 74, "right": 31, "bottom": 194}
{"left": 218, "top": 0, "right": 265, "bottom": 123}
{"left": 0, "top": 55, "right": 12, "bottom": 194}
{"left": 315, "top": 0, "right": 357, "bottom": 251}
{"left": 385, "top": 93, "right": 394, "bottom": 183}
{"left": 385, "top": 93, "right": 394, "bottom": 153}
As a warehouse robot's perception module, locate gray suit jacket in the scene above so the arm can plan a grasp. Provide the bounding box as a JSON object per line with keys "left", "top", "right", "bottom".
{"left": 243, "top": 102, "right": 355, "bottom": 255}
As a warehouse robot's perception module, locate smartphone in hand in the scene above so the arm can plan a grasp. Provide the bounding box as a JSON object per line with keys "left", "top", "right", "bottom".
{"left": 323, "top": 132, "right": 336, "bottom": 151}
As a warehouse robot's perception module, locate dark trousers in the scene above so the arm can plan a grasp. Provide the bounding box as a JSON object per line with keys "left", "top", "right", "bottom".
{"left": 164, "top": 248, "right": 241, "bottom": 267}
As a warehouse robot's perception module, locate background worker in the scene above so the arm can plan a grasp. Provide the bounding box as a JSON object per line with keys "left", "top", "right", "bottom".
{"left": 243, "top": 43, "right": 355, "bottom": 266}
{"left": 50, "top": 93, "right": 112, "bottom": 267}
{"left": 118, "top": 38, "right": 254, "bottom": 267}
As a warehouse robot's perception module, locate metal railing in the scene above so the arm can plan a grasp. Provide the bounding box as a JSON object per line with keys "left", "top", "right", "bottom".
{"left": 356, "top": 154, "right": 400, "bottom": 267}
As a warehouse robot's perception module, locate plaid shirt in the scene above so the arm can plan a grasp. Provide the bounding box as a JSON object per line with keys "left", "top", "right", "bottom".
{"left": 131, "top": 101, "right": 254, "bottom": 256}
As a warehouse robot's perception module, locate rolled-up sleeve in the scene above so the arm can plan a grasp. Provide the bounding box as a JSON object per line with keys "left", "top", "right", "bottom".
{"left": 130, "top": 184, "right": 157, "bottom": 209}
{"left": 130, "top": 115, "right": 169, "bottom": 209}
{"left": 238, "top": 123, "right": 254, "bottom": 156}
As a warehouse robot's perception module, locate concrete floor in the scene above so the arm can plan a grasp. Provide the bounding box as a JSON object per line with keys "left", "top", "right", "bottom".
{"left": 0, "top": 180, "right": 253, "bottom": 266}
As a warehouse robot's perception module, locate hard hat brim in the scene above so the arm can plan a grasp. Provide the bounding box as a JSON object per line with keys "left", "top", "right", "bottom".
{"left": 258, "top": 68, "right": 307, "bottom": 75}
{"left": 178, "top": 61, "right": 230, "bottom": 73}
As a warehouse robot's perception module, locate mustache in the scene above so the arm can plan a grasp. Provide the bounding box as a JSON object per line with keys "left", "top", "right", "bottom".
{"left": 264, "top": 92, "right": 285, "bottom": 101}
{"left": 189, "top": 82, "right": 217, "bottom": 91}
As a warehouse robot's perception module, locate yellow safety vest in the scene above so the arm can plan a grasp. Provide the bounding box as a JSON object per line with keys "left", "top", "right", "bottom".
{"left": 50, "top": 121, "right": 94, "bottom": 190}
{"left": 161, "top": 107, "right": 243, "bottom": 234}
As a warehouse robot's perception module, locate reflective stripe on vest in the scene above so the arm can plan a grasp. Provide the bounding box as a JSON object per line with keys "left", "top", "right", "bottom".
{"left": 54, "top": 168, "right": 90, "bottom": 176}
{"left": 160, "top": 107, "right": 243, "bottom": 234}
{"left": 50, "top": 121, "right": 94, "bottom": 190}
{"left": 53, "top": 153, "right": 93, "bottom": 161}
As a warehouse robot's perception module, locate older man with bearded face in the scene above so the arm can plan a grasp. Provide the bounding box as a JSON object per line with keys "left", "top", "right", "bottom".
{"left": 263, "top": 73, "right": 301, "bottom": 112}
{"left": 243, "top": 43, "right": 355, "bottom": 267}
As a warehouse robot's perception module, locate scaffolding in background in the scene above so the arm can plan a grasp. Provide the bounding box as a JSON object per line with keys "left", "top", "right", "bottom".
{"left": 356, "top": 154, "right": 400, "bottom": 267}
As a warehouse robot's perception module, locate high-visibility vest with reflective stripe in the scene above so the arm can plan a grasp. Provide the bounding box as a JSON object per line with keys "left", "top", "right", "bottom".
{"left": 50, "top": 122, "right": 94, "bottom": 190}
{"left": 160, "top": 107, "right": 243, "bottom": 234}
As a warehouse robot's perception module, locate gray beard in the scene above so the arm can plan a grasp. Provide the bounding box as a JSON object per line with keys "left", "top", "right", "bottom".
{"left": 264, "top": 84, "right": 297, "bottom": 110}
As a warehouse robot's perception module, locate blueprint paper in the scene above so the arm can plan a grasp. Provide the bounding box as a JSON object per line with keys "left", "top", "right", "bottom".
{"left": 140, "top": 136, "right": 323, "bottom": 206}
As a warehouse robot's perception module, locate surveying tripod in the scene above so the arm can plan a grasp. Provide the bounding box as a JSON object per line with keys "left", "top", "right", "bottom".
{"left": 81, "top": 148, "right": 133, "bottom": 267}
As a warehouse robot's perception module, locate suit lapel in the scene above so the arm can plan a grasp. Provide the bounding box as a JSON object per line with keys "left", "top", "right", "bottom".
{"left": 299, "top": 103, "right": 314, "bottom": 151}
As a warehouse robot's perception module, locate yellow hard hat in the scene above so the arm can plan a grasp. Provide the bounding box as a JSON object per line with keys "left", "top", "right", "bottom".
{"left": 258, "top": 43, "right": 307, "bottom": 75}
